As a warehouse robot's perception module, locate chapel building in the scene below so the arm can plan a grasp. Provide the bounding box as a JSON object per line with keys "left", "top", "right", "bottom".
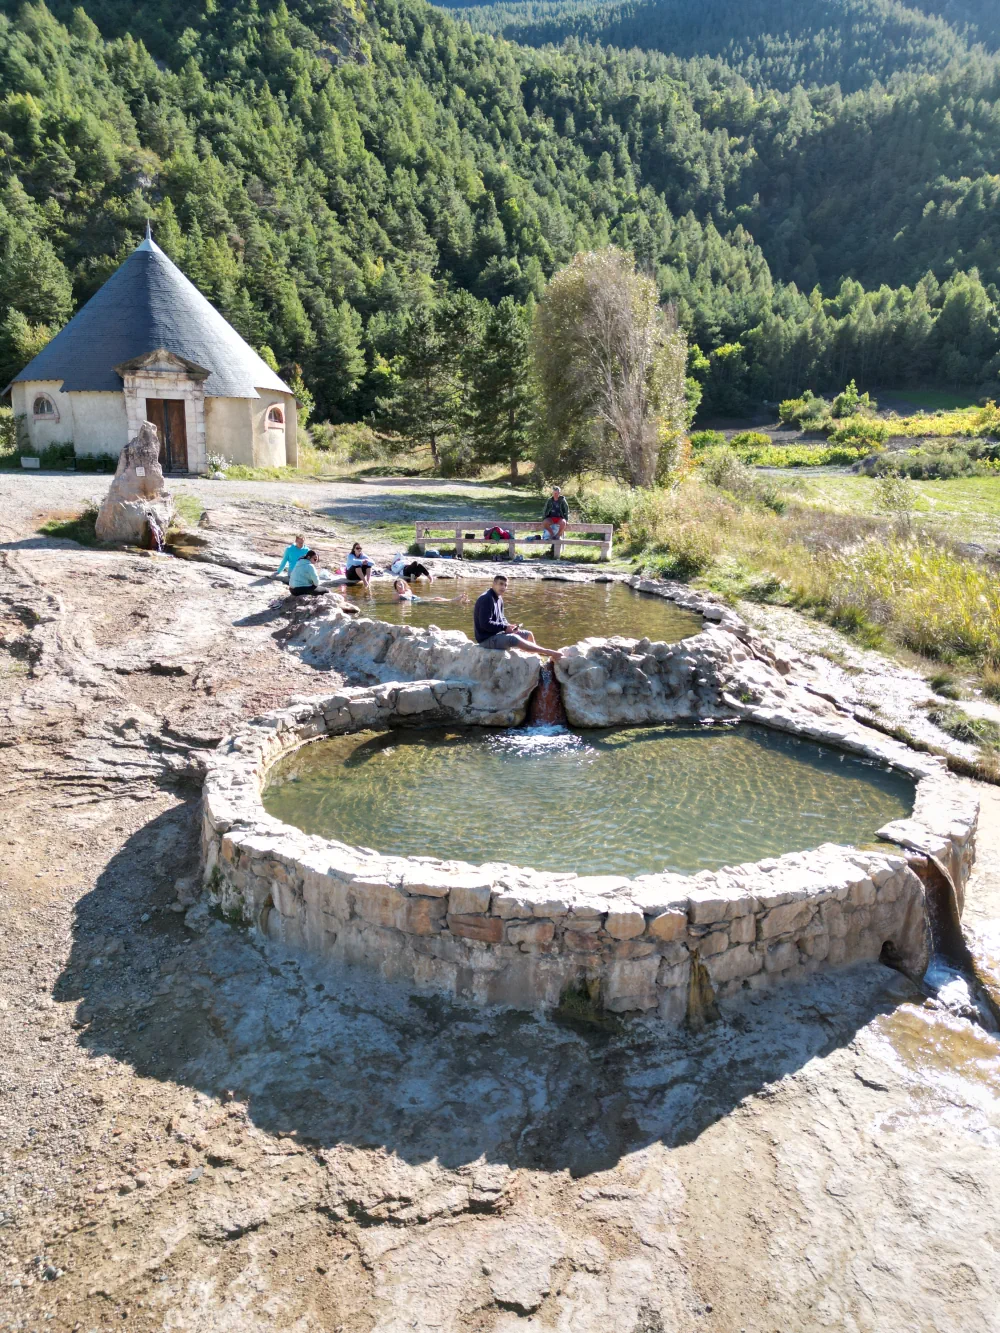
{"left": 4, "top": 227, "right": 298, "bottom": 473}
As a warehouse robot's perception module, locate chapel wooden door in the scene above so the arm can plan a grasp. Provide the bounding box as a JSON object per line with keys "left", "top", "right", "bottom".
{"left": 145, "top": 398, "right": 188, "bottom": 473}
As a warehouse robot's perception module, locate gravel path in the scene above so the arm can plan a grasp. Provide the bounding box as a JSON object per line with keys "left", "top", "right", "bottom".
{"left": 0, "top": 469, "right": 532, "bottom": 532}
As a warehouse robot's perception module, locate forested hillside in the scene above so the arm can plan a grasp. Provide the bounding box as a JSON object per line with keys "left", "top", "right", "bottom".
{"left": 442, "top": 0, "right": 994, "bottom": 92}
{"left": 1, "top": 0, "right": 1000, "bottom": 426}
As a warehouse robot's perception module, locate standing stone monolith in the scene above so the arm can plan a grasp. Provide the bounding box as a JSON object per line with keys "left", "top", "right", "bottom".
{"left": 95, "top": 421, "right": 175, "bottom": 547}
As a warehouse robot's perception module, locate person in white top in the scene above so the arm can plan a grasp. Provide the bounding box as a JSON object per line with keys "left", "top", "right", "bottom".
{"left": 345, "top": 542, "right": 375, "bottom": 588}
{"left": 390, "top": 552, "right": 434, "bottom": 581}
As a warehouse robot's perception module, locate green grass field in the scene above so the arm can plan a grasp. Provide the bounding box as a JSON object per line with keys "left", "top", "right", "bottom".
{"left": 792, "top": 472, "right": 1000, "bottom": 544}
{"left": 878, "top": 388, "right": 982, "bottom": 413}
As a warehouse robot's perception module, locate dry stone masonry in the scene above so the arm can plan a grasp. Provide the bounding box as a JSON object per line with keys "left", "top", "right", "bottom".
{"left": 201, "top": 577, "right": 979, "bottom": 1027}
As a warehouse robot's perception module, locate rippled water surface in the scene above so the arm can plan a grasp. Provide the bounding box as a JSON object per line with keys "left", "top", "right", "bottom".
{"left": 342, "top": 579, "right": 702, "bottom": 646}
{"left": 263, "top": 724, "right": 914, "bottom": 877}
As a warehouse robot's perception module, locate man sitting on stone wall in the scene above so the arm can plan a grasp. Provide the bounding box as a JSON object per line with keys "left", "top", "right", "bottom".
{"left": 473, "top": 575, "right": 563, "bottom": 660}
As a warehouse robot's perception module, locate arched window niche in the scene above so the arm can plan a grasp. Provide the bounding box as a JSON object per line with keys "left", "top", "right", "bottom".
{"left": 266, "top": 405, "right": 285, "bottom": 428}
{"left": 32, "top": 393, "right": 58, "bottom": 421}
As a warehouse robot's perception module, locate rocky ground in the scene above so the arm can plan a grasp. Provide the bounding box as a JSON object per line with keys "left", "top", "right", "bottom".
{"left": 2, "top": 471, "right": 999, "bottom": 1333}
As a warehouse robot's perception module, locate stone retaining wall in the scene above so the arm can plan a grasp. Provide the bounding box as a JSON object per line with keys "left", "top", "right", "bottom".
{"left": 202, "top": 624, "right": 979, "bottom": 1026}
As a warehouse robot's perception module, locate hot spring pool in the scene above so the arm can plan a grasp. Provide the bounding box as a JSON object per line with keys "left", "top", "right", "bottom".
{"left": 263, "top": 724, "right": 915, "bottom": 877}
{"left": 342, "top": 579, "right": 702, "bottom": 645}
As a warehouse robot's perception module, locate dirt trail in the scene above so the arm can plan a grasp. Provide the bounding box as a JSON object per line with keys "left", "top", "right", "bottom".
{"left": 1, "top": 475, "right": 999, "bottom": 1333}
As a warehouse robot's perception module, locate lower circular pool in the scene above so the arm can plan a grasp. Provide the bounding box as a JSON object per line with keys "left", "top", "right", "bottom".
{"left": 262, "top": 724, "right": 915, "bottom": 877}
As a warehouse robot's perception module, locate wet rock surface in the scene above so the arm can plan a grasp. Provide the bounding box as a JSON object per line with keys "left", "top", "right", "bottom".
{"left": 1, "top": 473, "right": 999, "bottom": 1331}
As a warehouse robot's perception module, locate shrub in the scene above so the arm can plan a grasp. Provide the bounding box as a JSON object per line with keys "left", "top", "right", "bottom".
{"left": 438, "top": 441, "right": 481, "bottom": 478}
{"left": 929, "top": 671, "right": 962, "bottom": 699}
{"left": 981, "top": 664, "right": 1000, "bottom": 702}
{"left": 828, "top": 417, "right": 889, "bottom": 450}
{"left": 0, "top": 405, "right": 19, "bottom": 457}
{"left": 729, "top": 442, "right": 865, "bottom": 467}
{"left": 313, "top": 421, "right": 395, "bottom": 462}
{"left": 815, "top": 537, "right": 1000, "bottom": 662}
{"left": 655, "top": 427, "right": 692, "bottom": 483}
{"left": 831, "top": 379, "right": 877, "bottom": 418}
{"left": 700, "top": 446, "right": 786, "bottom": 512}
{"left": 689, "top": 429, "right": 726, "bottom": 451}
{"left": 778, "top": 392, "right": 829, "bottom": 428}
{"left": 729, "top": 430, "right": 772, "bottom": 449}
{"left": 73, "top": 452, "right": 118, "bottom": 473}
{"left": 859, "top": 439, "right": 1000, "bottom": 479}
{"left": 971, "top": 400, "right": 1000, "bottom": 439}
{"left": 800, "top": 414, "right": 836, "bottom": 435}
{"left": 574, "top": 485, "right": 639, "bottom": 530}
{"left": 644, "top": 527, "right": 716, "bottom": 579}
{"left": 873, "top": 468, "right": 916, "bottom": 532}
{"left": 39, "top": 442, "right": 75, "bottom": 469}
{"left": 926, "top": 703, "right": 1000, "bottom": 750}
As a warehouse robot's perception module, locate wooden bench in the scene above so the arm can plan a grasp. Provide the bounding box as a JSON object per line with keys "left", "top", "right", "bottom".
{"left": 414, "top": 520, "right": 614, "bottom": 561}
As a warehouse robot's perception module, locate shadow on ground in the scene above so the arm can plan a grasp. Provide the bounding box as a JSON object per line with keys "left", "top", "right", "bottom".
{"left": 308, "top": 487, "right": 537, "bottom": 530}
{"left": 53, "top": 803, "right": 913, "bottom": 1179}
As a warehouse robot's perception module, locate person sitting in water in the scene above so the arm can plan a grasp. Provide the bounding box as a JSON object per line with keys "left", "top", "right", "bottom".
{"left": 393, "top": 578, "right": 468, "bottom": 604}
{"left": 288, "top": 549, "right": 327, "bottom": 597}
{"left": 345, "top": 542, "right": 375, "bottom": 589}
{"left": 540, "top": 485, "right": 569, "bottom": 544}
{"left": 389, "top": 553, "right": 434, "bottom": 582}
{"left": 275, "top": 534, "right": 307, "bottom": 579}
{"left": 473, "top": 575, "right": 562, "bottom": 660}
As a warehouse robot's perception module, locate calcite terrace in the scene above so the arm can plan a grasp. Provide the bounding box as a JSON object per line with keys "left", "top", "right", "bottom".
{"left": 200, "top": 576, "right": 979, "bottom": 1026}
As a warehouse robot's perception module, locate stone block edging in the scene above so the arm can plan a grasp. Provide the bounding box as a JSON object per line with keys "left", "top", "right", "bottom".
{"left": 202, "top": 655, "right": 978, "bottom": 1027}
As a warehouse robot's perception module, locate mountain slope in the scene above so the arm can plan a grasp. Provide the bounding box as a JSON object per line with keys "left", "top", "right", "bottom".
{"left": 1, "top": 0, "right": 999, "bottom": 417}
{"left": 438, "top": 0, "right": 994, "bottom": 91}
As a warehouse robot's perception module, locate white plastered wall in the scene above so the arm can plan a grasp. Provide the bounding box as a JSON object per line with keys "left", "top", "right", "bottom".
{"left": 204, "top": 397, "right": 254, "bottom": 467}
{"left": 251, "top": 391, "right": 298, "bottom": 467}
{"left": 12, "top": 382, "right": 129, "bottom": 456}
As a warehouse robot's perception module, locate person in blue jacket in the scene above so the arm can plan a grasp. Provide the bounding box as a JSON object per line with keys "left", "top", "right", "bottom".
{"left": 275, "top": 534, "right": 307, "bottom": 579}
{"left": 289, "top": 550, "right": 327, "bottom": 597}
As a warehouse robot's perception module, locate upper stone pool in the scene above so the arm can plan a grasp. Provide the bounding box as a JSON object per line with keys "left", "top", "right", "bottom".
{"left": 342, "top": 578, "right": 703, "bottom": 645}
{"left": 263, "top": 723, "right": 915, "bottom": 878}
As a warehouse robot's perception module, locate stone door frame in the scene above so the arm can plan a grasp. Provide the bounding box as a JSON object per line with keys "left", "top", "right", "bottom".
{"left": 115, "top": 348, "right": 209, "bottom": 475}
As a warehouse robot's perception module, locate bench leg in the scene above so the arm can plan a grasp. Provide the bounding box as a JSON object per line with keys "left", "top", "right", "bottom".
{"left": 508, "top": 537, "right": 516, "bottom": 560}
{"left": 455, "top": 537, "right": 464, "bottom": 559}
{"left": 552, "top": 539, "right": 563, "bottom": 560}
{"left": 600, "top": 541, "right": 610, "bottom": 560}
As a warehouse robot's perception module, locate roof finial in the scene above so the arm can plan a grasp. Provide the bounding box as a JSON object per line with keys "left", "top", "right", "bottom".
{"left": 145, "top": 219, "right": 153, "bottom": 242}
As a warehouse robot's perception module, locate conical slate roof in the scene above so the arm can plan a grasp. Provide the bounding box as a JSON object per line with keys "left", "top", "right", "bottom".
{"left": 6, "top": 231, "right": 290, "bottom": 399}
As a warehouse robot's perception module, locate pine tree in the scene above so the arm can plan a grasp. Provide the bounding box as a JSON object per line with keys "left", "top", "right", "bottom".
{"left": 468, "top": 297, "right": 536, "bottom": 479}
{"left": 377, "top": 305, "right": 453, "bottom": 462}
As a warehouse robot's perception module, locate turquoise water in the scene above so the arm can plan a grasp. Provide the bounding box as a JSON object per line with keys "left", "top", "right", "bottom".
{"left": 342, "top": 579, "right": 702, "bottom": 647}
{"left": 263, "top": 723, "right": 914, "bottom": 877}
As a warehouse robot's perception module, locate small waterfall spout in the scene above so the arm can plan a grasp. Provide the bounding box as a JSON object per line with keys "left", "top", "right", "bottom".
{"left": 527, "top": 662, "right": 567, "bottom": 728}
{"left": 146, "top": 510, "right": 165, "bottom": 552}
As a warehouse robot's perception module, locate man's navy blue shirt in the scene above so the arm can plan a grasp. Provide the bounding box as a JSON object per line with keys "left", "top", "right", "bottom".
{"left": 473, "top": 587, "right": 510, "bottom": 643}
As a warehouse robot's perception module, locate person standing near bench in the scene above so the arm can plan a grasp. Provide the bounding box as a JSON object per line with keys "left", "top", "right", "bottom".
{"left": 541, "top": 486, "right": 569, "bottom": 546}
{"left": 473, "top": 575, "right": 563, "bottom": 660}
